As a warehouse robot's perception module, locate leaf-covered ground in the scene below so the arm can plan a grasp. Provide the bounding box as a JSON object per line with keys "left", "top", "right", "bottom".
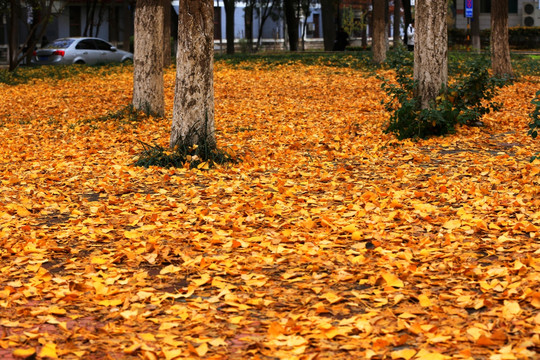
{"left": 0, "top": 61, "right": 538, "bottom": 360}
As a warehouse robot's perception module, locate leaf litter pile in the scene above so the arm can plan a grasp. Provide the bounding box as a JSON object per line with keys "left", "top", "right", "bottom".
{"left": 0, "top": 61, "right": 538, "bottom": 360}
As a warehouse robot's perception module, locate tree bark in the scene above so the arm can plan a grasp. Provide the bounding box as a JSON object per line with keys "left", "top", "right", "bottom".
{"left": 224, "top": 0, "right": 235, "bottom": 54}
{"left": 122, "top": 0, "right": 134, "bottom": 51}
{"left": 170, "top": 0, "right": 215, "bottom": 148}
{"left": 244, "top": 3, "right": 253, "bottom": 53}
{"left": 133, "top": 0, "right": 164, "bottom": 117}
{"left": 284, "top": 0, "right": 299, "bottom": 51}
{"left": 414, "top": 0, "right": 447, "bottom": 109}
{"left": 163, "top": 0, "right": 171, "bottom": 66}
{"left": 490, "top": 0, "right": 513, "bottom": 77}
{"left": 372, "top": 0, "right": 386, "bottom": 64}
{"left": 8, "top": 0, "right": 18, "bottom": 71}
{"left": 471, "top": 0, "right": 481, "bottom": 52}
{"left": 321, "top": 0, "right": 337, "bottom": 51}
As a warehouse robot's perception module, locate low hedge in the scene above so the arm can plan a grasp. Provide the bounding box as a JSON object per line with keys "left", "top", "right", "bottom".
{"left": 449, "top": 26, "right": 540, "bottom": 49}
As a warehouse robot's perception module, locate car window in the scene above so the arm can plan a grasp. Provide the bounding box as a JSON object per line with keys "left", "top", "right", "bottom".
{"left": 44, "top": 39, "right": 75, "bottom": 49}
{"left": 76, "top": 39, "right": 97, "bottom": 50}
{"left": 95, "top": 40, "right": 113, "bottom": 51}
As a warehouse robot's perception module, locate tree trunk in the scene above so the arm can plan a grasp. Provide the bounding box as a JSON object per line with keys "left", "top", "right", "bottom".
{"left": 491, "top": 0, "right": 513, "bottom": 77}
{"left": 372, "top": 0, "right": 386, "bottom": 64}
{"left": 471, "top": 0, "right": 481, "bottom": 52}
{"left": 402, "top": 0, "right": 411, "bottom": 45}
{"left": 8, "top": 0, "right": 18, "bottom": 72}
{"left": 122, "top": 0, "right": 134, "bottom": 51}
{"left": 245, "top": 3, "right": 253, "bottom": 53}
{"left": 224, "top": 0, "right": 235, "bottom": 54}
{"left": 133, "top": 0, "right": 164, "bottom": 117}
{"left": 321, "top": 0, "right": 337, "bottom": 51}
{"left": 284, "top": 0, "right": 299, "bottom": 51}
{"left": 163, "top": 0, "right": 171, "bottom": 66}
{"left": 393, "top": 0, "right": 401, "bottom": 47}
{"left": 414, "top": 0, "right": 447, "bottom": 109}
{"left": 170, "top": 0, "right": 215, "bottom": 149}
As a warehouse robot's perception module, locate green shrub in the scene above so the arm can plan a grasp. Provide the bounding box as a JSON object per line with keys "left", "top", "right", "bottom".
{"left": 381, "top": 49, "right": 506, "bottom": 140}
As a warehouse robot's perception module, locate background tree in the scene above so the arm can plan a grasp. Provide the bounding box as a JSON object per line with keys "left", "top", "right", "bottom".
{"left": 300, "top": 0, "right": 313, "bottom": 51}
{"left": 471, "top": 0, "right": 481, "bottom": 52}
{"left": 321, "top": 0, "right": 338, "bottom": 51}
{"left": 402, "top": 0, "right": 412, "bottom": 45}
{"left": 491, "top": 0, "right": 513, "bottom": 77}
{"left": 254, "top": 0, "right": 278, "bottom": 51}
{"left": 372, "top": 0, "right": 387, "bottom": 64}
{"left": 284, "top": 0, "right": 299, "bottom": 51}
{"left": 244, "top": 1, "right": 254, "bottom": 52}
{"left": 414, "top": 0, "right": 447, "bottom": 108}
{"left": 170, "top": 0, "right": 215, "bottom": 148}
{"left": 224, "top": 0, "right": 236, "bottom": 54}
{"left": 163, "top": 0, "right": 172, "bottom": 66}
{"left": 133, "top": 0, "right": 164, "bottom": 116}
{"left": 122, "top": 0, "right": 135, "bottom": 52}
{"left": 6, "top": 0, "right": 59, "bottom": 71}
{"left": 393, "top": 0, "right": 401, "bottom": 47}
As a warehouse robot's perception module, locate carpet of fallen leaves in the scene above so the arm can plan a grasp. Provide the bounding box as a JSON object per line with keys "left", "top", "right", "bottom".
{"left": 0, "top": 61, "right": 539, "bottom": 360}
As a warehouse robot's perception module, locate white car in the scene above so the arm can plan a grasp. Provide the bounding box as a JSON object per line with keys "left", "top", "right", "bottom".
{"left": 32, "top": 37, "right": 133, "bottom": 66}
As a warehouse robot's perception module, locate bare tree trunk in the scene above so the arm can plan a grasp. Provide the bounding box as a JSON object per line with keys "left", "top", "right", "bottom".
{"left": 491, "top": 0, "right": 513, "bottom": 77}
{"left": 321, "top": 0, "right": 337, "bottom": 51}
{"left": 393, "top": 0, "right": 401, "bottom": 47}
{"left": 372, "top": 0, "right": 386, "bottom": 64}
{"left": 284, "top": 0, "right": 299, "bottom": 51}
{"left": 471, "top": 0, "right": 481, "bottom": 52}
{"left": 402, "top": 0, "right": 411, "bottom": 45}
{"left": 163, "top": 0, "right": 171, "bottom": 66}
{"left": 414, "top": 0, "right": 447, "bottom": 109}
{"left": 170, "top": 0, "right": 215, "bottom": 148}
{"left": 133, "top": 0, "right": 164, "bottom": 117}
{"left": 224, "top": 0, "right": 235, "bottom": 54}
{"left": 8, "top": 0, "right": 18, "bottom": 71}
{"left": 245, "top": 3, "right": 253, "bottom": 53}
{"left": 122, "top": 0, "right": 134, "bottom": 51}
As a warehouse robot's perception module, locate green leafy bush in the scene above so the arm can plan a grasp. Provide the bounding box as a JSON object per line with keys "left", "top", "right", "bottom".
{"left": 381, "top": 49, "right": 506, "bottom": 140}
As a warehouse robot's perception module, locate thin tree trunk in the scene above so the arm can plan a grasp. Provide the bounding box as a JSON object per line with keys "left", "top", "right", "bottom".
{"left": 471, "top": 0, "right": 481, "bottom": 52}
{"left": 245, "top": 3, "right": 253, "bottom": 53}
{"left": 321, "top": 0, "right": 337, "bottom": 51}
{"left": 414, "top": 0, "right": 447, "bottom": 109}
{"left": 163, "top": 0, "right": 171, "bottom": 66}
{"left": 122, "top": 0, "right": 134, "bottom": 51}
{"left": 224, "top": 0, "right": 235, "bottom": 54}
{"left": 133, "top": 0, "right": 164, "bottom": 117}
{"left": 393, "top": 0, "right": 401, "bottom": 47}
{"left": 8, "top": 0, "right": 18, "bottom": 71}
{"left": 402, "top": 0, "right": 411, "bottom": 45}
{"left": 170, "top": 0, "right": 215, "bottom": 148}
{"left": 284, "top": 0, "right": 299, "bottom": 51}
{"left": 491, "top": 0, "right": 513, "bottom": 77}
{"left": 372, "top": 0, "right": 386, "bottom": 64}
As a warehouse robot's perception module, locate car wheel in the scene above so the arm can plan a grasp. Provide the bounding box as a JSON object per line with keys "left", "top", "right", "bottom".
{"left": 122, "top": 58, "right": 133, "bottom": 65}
{"left": 75, "top": 60, "right": 85, "bottom": 65}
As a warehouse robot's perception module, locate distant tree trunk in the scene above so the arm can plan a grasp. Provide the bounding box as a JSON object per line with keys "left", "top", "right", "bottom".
{"left": 491, "top": 0, "right": 513, "bottom": 77}
{"left": 321, "top": 0, "right": 337, "bottom": 51}
{"left": 284, "top": 0, "right": 299, "bottom": 51}
{"left": 414, "top": 0, "right": 447, "bottom": 109}
{"left": 122, "top": 0, "right": 134, "bottom": 51}
{"left": 245, "top": 3, "right": 253, "bottom": 52}
{"left": 133, "top": 0, "right": 164, "bottom": 116}
{"left": 393, "top": 0, "right": 401, "bottom": 47}
{"left": 402, "top": 0, "right": 411, "bottom": 45}
{"left": 224, "top": 0, "right": 235, "bottom": 54}
{"left": 163, "top": 0, "right": 171, "bottom": 66}
{"left": 170, "top": 0, "right": 215, "bottom": 148}
{"left": 471, "top": 0, "right": 481, "bottom": 52}
{"left": 8, "top": 0, "right": 19, "bottom": 71}
{"left": 372, "top": 0, "right": 386, "bottom": 64}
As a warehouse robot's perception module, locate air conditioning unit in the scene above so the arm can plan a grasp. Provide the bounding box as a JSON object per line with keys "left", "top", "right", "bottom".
{"left": 522, "top": 2, "right": 540, "bottom": 27}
